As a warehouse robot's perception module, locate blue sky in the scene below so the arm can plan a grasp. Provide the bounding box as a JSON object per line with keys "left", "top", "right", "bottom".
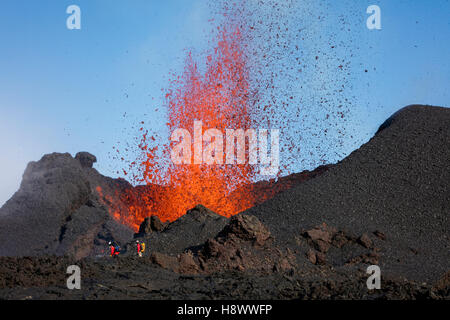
{"left": 0, "top": 0, "right": 449, "bottom": 206}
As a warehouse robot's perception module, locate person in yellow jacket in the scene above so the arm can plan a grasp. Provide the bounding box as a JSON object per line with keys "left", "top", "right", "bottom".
{"left": 141, "top": 241, "right": 146, "bottom": 255}
{"left": 136, "top": 240, "right": 146, "bottom": 257}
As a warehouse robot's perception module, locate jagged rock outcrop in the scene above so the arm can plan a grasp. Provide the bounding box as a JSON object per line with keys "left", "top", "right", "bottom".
{"left": 299, "top": 223, "right": 381, "bottom": 266}
{"left": 130, "top": 204, "right": 229, "bottom": 255}
{"left": 216, "top": 214, "right": 272, "bottom": 245}
{"left": 0, "top": 152, "right": 134, "bottom": 259}
{"left": 143, "top": 213, "right": 295, "bottom": 275}
{"left": 134, "top": 215, "right": 167, "bottom": 238}
{"left": 196, "top": 214, "right": 295, "bottom": 274}
{"left": 75, "top": 152, "right": 97, "bottom": 168}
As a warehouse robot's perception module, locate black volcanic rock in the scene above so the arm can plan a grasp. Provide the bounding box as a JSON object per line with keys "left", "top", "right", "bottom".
{"left": 142, "top": 214, "right": 288, "bottom": 275}
{"left": 1, "top": 255, "right": 448, "bottom": 300}
{"left": 217, "top": 214, "right": 272, "bottom": 245}
{"left": 131, "top": 205, "right": 229, "bottom": 255}
{"left": 244, "top": 105, "right": 450, "bottom": 282}
{"left": 75, "top": 152, "right": 97, "bottom": 168}
{"left": 197, "top": 215, "right": 287, "bottom": 273}
{"left": 227, "top": 165, "right": 332, "bottom": 207}
{"left": 184, "top": 204, "right": 222, "bottom": 221}
{"left": 134, "top": 215, "right": 167, "bottom": 238}
{"left": 0, "top": 152, "right": 134, "bottom": 259}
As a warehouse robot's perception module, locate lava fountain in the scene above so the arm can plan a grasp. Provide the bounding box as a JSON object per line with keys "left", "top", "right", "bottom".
{"left": 104, "top": 24, "right": 265, "bottom": 230}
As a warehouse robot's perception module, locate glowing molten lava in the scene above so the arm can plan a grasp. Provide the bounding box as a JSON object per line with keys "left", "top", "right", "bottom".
{"left": 102, "top": 25, "right": 263, "bottom": 231}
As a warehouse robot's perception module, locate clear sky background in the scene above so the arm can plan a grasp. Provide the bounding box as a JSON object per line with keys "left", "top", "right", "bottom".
{"left": 0, "top": 0, "right": 449, "bottom": 206}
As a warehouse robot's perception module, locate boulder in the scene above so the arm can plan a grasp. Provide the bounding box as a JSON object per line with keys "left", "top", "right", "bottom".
{"left": 135, "top": 215, "right": 166, "bottom": 238}
{"left": 75, "top": 152, "right": 97, "bottom": 168}
{"left": 185, "top": 204, "right": 222, "bottom": 222}
{"left": 149, "top": 252, "right": 178, "bottom": 271}
{"left": 178, "top": 252, "right": 200, "bottom": 274}
{"left": 304, "top": 223, "right": 336, "bottom": 253}
{"left": 358, "top": 233, "right": 373, "bottom": 249}
{"left": 218, "top": 214, "right": 271, "bottom": 246}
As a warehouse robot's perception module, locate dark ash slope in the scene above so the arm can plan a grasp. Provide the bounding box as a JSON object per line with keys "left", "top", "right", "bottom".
{"left": 244, "top": 105, "right": 450, "bottom": 282}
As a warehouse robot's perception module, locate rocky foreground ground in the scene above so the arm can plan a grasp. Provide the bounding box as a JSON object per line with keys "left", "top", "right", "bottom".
{"left": 0, "top": 105, "right": 448, "bottom": 300}
{"left": 0, "top": 213, "right": 448, "bottom": 300}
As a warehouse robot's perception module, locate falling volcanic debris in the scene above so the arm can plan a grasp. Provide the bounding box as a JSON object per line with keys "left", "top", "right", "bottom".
{"left": 101, "top": 22, "right": 261, "bottom": 230}
{"left": 102, "top": 1, "right": 359, "bottom": 230}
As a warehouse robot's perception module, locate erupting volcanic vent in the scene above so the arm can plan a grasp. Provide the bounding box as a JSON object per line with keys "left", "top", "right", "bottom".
{"left": 101, "top": 1, "right": 357, "bottom": 231}
{"left": 138, "top": 26, "right": 256, "bottom": 218}
{"left": 102, "top": 23, "right": 266, "bottom": 230}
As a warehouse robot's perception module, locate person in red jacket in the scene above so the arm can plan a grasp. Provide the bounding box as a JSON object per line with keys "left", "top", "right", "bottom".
{"left": 109, "top": 242, "right": 120, "bottom": 257}
{"left": 136, "top": 240, "right": 142, "bottom": 257}
{"left": 109, "top": 242, "right": 115, "bottom": 256}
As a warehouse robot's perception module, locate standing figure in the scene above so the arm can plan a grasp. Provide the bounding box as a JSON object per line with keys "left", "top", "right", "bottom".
{"left": 136, "top": 240, "right": 142, "bottom": 257}
{"left": 109, "top": 241, "right": 120, "bottom": 257}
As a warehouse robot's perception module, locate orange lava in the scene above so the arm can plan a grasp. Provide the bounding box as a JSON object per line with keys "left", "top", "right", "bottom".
{"left": 100, "top": 24, "right": 264, "bottom": 231}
